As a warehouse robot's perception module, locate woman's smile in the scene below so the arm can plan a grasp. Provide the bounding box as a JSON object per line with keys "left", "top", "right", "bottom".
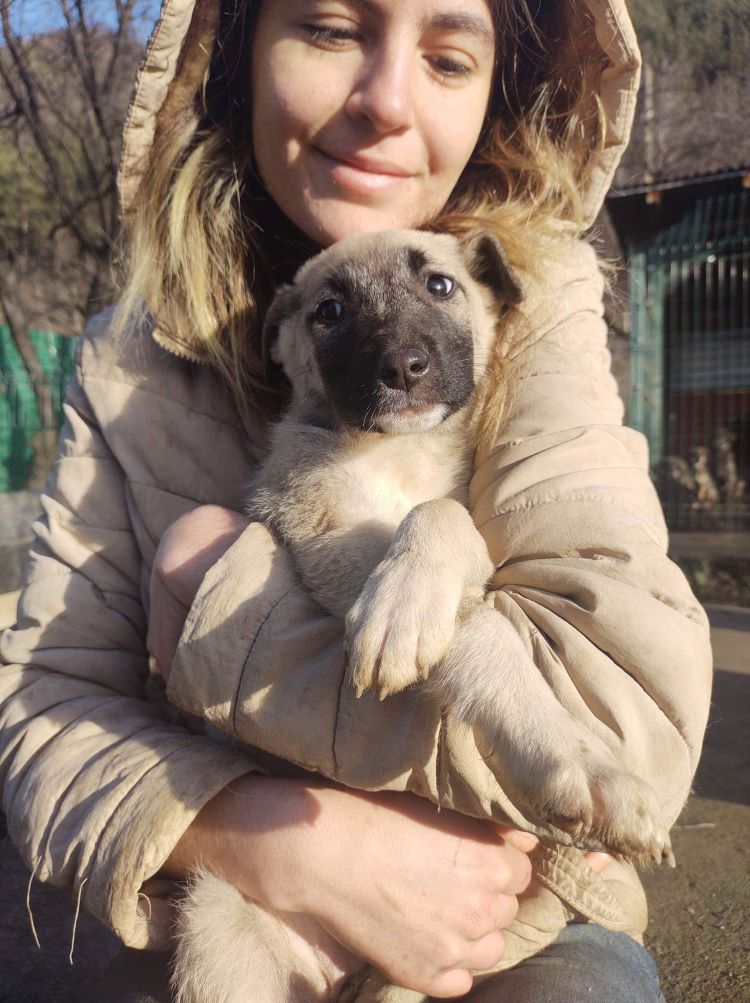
{"left": 312, "top": 146, "right": 418, "bottom": 196}
{"left": 251, "top": 0, "right": 495, "bottom": 246}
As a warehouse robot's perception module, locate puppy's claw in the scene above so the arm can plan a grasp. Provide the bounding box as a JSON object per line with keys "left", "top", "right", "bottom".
{"left": 354, "top": 684, "right": 364, "bottom": 699}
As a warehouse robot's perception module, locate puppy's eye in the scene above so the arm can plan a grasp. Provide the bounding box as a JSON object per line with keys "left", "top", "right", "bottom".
{"left": 316, "top": 298, "right": 345, "bottom": 324}
{"left": 426, "top": 274, "right": 455, "bottom": 298}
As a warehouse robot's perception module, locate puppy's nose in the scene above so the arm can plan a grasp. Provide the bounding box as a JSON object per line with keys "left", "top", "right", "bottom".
{"left": 377, "top": 349, "right": 429, "bottom": 392}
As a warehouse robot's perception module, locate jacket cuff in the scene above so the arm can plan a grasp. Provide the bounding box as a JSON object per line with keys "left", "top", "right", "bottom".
{"left": 90, "top": 736, "right": 257, "bottom": 949}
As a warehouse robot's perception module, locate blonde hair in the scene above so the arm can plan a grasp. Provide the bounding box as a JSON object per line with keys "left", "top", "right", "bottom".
{"left": 116, "top": 0, "right": 606, "bottom": 437}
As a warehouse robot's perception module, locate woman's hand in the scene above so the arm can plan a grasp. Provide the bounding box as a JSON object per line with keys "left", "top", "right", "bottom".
{"left": 147, "top": 505, "right": 249, "bottom": 679}
{"left": 165, "top": 775, "right": 539, "bottom": 999}
{"left": 299, "top": 786, "right": 537, "bottom": 997}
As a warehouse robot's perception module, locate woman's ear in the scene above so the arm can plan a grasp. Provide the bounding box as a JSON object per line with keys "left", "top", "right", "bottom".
{"left": 261, "top": 284, "right": 300, "bottom": 374}
{"left": 462, "top": 231, "right": 523, "bottom": 306}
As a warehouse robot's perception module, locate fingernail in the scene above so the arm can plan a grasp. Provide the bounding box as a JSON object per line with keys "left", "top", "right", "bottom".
{"left": 585, "top": 852, "right": 612, "bottom": 873}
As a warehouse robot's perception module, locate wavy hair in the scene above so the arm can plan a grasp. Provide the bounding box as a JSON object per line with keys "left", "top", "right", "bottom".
{"left": 115, "top": 0, "right": 606, "bottom": 438}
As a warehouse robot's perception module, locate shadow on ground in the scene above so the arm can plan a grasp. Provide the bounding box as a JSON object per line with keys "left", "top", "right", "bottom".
{"left": 642, "top": 665, "right": 750, "bottom": 1003}
{"left": 0, "top": 811, "right": 121, "bottom": 1003}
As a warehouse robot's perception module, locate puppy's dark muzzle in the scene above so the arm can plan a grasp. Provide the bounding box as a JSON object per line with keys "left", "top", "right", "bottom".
{"left": 377, "top": 349, "right": 430, "bottom": 393}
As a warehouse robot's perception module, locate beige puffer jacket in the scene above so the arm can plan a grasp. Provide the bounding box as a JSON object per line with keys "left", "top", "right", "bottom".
{"left": 0, "top": 0, "right": 713, "bottom": 993}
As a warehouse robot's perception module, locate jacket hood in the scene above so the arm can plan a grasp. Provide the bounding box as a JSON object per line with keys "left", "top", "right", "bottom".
{"left": 119, "top": 0, "right": 641, "bottom": 229}
{"left": 118, "top": 0, "right": 640, "bottom": 364}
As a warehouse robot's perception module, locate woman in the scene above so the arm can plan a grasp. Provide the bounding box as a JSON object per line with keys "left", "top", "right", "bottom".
{"left": 0, "top": 1, "right": 712, "bottom": 1001}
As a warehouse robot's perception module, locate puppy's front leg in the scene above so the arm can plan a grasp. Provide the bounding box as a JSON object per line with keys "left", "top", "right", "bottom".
{"left": 346, "top": 498, "right": 494, "bottom": 700}
{"left": 431, "top": 604, "right": 673, "bottom": 864}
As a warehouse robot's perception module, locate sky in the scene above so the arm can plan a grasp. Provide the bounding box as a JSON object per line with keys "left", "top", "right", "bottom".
{"left": 2, "top": 0, "right": 160, "bottom": 42}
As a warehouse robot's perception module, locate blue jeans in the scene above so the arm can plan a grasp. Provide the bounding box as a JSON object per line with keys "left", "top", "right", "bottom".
{"left": 78, "top": 923, "right": 665, "bottom": 1002}
{"left": 456, "top": 924, "right": 665, "bottom": 1003}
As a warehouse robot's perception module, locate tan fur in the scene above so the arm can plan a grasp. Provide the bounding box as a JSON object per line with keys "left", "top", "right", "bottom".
{"left": 714, "top": 427, "right": 745, "bottom": 501}
{"left": 691, "top": 445, "right": 720, "bottom": 509}
{"left": 173, "top": 230, "right": 672, "bottom": 1002}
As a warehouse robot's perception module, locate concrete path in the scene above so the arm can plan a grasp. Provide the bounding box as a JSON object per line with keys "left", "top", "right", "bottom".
{"left": 0, "top": 598, "right": 747, "bottom": 1002}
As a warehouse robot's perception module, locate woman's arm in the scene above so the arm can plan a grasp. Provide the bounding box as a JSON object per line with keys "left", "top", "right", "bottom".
{"left": 0, "top": 319, "right": 537, "bottom": 991}
{"left": 0, "top": 331, "right": 257, "bottom": 951}
{"left": 160, "top": 771, "right": 538, "bottom": 998}
{"left": 469, "top": 239, "right": 713, "bottom": 825}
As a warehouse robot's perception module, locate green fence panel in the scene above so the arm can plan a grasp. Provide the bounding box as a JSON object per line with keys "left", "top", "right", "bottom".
{"left": 628, "top": 191, "right": 750, "bottom": 531}
{"left": 0, "top": 326, "right": 77, "bottom": 492}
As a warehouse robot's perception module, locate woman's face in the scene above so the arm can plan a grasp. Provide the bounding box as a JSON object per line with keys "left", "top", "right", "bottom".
{"left": 251, "top": 0, "right": 496, "bottom": 246}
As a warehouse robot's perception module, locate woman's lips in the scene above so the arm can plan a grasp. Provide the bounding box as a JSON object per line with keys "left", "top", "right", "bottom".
{"left": 313, "top": 147, "right": 416, "bottom": 194}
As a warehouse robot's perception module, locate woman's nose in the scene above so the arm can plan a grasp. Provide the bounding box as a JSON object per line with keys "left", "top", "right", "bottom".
{"left": 346, "top": 46, "right": 415, "bottom": 133}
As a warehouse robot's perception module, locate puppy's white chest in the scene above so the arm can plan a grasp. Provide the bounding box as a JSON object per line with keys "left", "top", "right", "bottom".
{"left": 332, "top": 436, "right": 468, "bottom": 529}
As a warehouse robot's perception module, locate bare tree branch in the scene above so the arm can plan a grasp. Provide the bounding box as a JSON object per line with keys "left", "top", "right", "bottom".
{"left": 0, "top": 0, "right": 144, "bottom": 482}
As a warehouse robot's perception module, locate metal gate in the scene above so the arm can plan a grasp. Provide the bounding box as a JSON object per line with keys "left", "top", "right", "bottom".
{"left": 629, "top": 191, "right": 750, "bottom": 531}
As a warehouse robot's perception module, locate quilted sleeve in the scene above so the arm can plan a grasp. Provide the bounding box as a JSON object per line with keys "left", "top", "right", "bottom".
{"left": 0, "top": 334, "right": 256, "bottom": 951}
{"left": 467, "top": 239, "right": 713, "bottom": 825}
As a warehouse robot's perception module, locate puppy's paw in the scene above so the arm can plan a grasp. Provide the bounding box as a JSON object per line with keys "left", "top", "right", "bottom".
{"left": 474, "top": 699, "right": 672, "bottom": 865}
{"left": 580, "top": 763, "right": 674, "bottom": 867}
{"left": 527, "top": 743, "right": 673, "bottom": 865}
{"left": 533, "top": 754, "right": 673, "bottom": 862}
{"left": 345, "top": 553, "right": 461, "bottom": 700}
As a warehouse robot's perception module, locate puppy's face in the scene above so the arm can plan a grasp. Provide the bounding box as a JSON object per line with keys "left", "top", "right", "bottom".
{"left": 264, "top": 229, "right": 521, "bottom": 434}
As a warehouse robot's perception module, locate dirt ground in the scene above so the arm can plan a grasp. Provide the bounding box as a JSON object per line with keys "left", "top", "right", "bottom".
{"left": 0, "top": 606, "right": 748, "bottom": 1003}
{"left": 641, "top": 610, "right": 750, "bottom": 1003}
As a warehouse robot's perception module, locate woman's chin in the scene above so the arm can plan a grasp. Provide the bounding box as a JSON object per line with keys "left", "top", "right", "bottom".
{"left": 278, "top": 192, "right": 437, "bottom": 247}
{"left": 300, "top": 206, "right": 413, "bottom": 247}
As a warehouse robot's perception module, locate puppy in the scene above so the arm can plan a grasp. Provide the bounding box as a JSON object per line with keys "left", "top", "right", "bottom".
{"left": 714, "top": 427, "right": 745, "bottom": 501}
{"left": 172, "top": 229, "right": 671, "bottom": 1003}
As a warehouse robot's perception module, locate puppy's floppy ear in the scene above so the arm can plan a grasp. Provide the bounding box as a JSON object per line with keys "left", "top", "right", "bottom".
{"left": 462, "top": 231, "right": 523, "bottom": 306}
{"left": 261, "top": 284, "right": 299, "bottom": 372}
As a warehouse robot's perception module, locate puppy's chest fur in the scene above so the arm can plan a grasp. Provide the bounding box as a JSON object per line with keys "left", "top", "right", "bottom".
{"left": 249, "top": 414, "right": 471, "bottom": 546}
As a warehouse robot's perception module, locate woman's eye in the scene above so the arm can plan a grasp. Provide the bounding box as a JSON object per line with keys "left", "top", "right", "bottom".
{"left": 426, "top": 274, "right": 455, "bottom": 298}
{"left": 316, "top": 298, "right": 345, "bottom": 323}
{"left": 429, "top": 55, "right": 472, "bottom": 79}
{"left": 301, "top": 23, "right": 359, "bottom": 46}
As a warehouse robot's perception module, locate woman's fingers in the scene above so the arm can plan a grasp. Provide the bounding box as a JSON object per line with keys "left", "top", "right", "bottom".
{"left": 146, "top": 566, "right": 190, "bottom": 680}
{"left": 464, "top": 930, "right": 507, "bottom": 972}
{"left": 428, "top": 931, "right": 505, "bottom": 1001}
{"left": 148, "top": 505, "right": 249, "bottom": 676}
{"left": 497, "top": 827, "right": 539, "bottom": 854}
{"left": 417, "top": 928, "right": 507, "bottom": 998}
{"left": 156, "top": 505, "right": 249, "bottom": 605}
{"left": 427, "top": 968, "right": 475, "bottom": 999}
{"left": 585, "top": 851, "right": 612, "bottom": 873}
{"left": 495, "top": 845, "right": 534, "bottom": 896}
{"left": 489, "top": 891, "right": 520, "bottom": 932}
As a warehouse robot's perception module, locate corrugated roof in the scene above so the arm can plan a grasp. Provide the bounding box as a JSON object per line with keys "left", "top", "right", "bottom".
{"left": 612, "top": 63, "right": 750, "bottom": 193}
